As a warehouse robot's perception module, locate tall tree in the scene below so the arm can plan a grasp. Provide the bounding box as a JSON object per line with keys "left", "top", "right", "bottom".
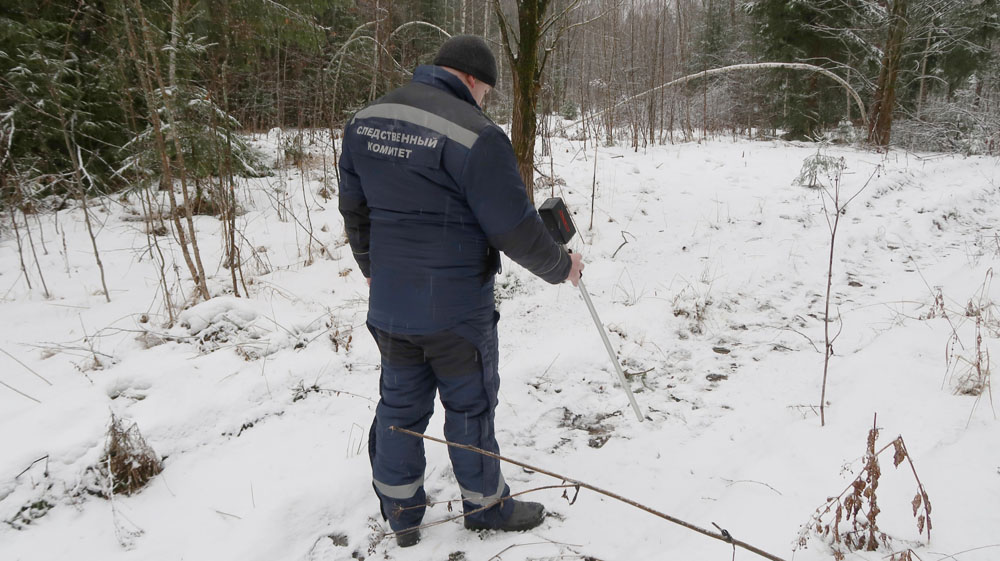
{"left": 494, "top": 0, "right": 586, "bottom": 202}
{"left": 867, "top": 0, "right": 908, "bottom": 146}
{"left": 746, "top": 0, "right": 853, "bottom": 139}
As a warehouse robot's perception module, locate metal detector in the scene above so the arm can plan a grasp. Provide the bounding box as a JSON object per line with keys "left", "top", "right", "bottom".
{"left": 538, "top": 197, "right": 645, "bottom": 423}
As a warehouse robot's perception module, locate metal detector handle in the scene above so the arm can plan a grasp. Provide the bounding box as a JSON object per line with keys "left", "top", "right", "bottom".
{"left": 566, "top": 249, "right": 644, "bottom": 423}
{"left": 575, "top": 278, "right": 645, "bottom": 422}
{"left": 567, "top": 248, "right": 581, "bottom": 279}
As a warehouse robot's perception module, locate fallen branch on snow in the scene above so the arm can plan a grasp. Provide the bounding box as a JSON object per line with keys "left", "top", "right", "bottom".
{"left": 390, "top": 426, "right": 788, "bottom": 561}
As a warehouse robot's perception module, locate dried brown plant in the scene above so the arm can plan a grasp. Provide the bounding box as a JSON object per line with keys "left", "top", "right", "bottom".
{"left": 97, "top": 415, "right": 163, "bottom": 497}
{"left": 799, "top": 415, "right": 932, "bottom": 558}
{"left": 941, "top": 269, "right": 996, "bottom": 422}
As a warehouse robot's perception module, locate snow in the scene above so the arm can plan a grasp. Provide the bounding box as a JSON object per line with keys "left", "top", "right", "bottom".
{"left": 1, "top": 131, "right": 999, "bottom": 561}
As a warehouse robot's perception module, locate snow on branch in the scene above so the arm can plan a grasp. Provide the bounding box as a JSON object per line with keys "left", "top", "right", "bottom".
{"left": 571, "top": 62, "right": 868, "bottom": 130}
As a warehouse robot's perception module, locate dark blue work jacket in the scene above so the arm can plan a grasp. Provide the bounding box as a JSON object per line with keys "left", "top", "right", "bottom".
{"left": 339, "top": 65, "right": 570, "bottom": 334}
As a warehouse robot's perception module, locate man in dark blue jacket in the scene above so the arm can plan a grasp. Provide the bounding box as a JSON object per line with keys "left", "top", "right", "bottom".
{"left": 339, "top": 35, "right": 584, "bottom": 548}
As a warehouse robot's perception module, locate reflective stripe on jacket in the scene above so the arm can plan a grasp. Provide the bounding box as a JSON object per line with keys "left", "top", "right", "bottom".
{"left": 339, "top": 65, "right": 571, "bottom": 333}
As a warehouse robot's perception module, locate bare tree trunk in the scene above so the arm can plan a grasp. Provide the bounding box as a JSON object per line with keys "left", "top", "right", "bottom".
{"left": 51, "top": 88, "right": 110, "bottom": 302}
{"left": 140, "top": 185, "right": 176, "bottom": 325}
{"left": 150, "top": 0, "right": 210, "bottom": 299}
{"left": 917, "top": 30, "right": 932, "bottom": 119}
{"left": 496, "top": 0, "right": 547, "bottom": 204}
{"left": 121, "top": 0, "right": 210, "bottom": 302}
{"left": 495, "top": 0, "right": 591, "bottom": 202}
{"left": 112, "top": 26, "right": 175, "bottom": 319}
{"left": 169, "top": 0, "right": 179, "bottom": 87}
{"left": 22, "top": 206, "right": 50, "bottom": 298}
{"left": 868, "top": 0, "right": 908, "bottom": 147}
{"left": 371, "top": 0, "right": 383, "bottom": 101}
{"left": 10, "top": 209, "right": 35, "bottom": 292}
{"left": 213, "top": 6, "right": 246, "bottom": 298}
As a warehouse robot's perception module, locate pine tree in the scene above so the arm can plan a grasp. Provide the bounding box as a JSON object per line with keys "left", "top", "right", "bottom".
{"left": 1, "top": 3, "right": 129, "bottom": 204}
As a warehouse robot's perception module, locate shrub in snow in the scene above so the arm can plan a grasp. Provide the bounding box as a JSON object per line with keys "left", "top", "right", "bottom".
{"left": 179, "top": 297, "right": 266, "bottom": 359}
{"left": 7, "top": 497, "right": 54, "bottom": 530}
{"left": 177, "top": 297, "right": 328, "bottom": 359}
{"left": 798, "top": 418, "right": 932, "bottom": 558}
{"left": 946, "top": 309, "right": 995, "bottom": 399}
{"left": 892, "top": 88, "right": 1000, "bottom": 156}
{"left": 92, "top": 415, "right": 162, "bottom": 497}
{"left": 794, "top": 149, "right": 846, "bottom": 189}
{"left": 822, "top": 121, "right": 864, "bottom": 145}
{"left": 559, "top": 100, "right": 579, "bottom": 121}
{"left": 672, "top": 284, "right": 713, "bottom": 335}
{"left": 939, "top": 272, "right": 996, "bottom": 401}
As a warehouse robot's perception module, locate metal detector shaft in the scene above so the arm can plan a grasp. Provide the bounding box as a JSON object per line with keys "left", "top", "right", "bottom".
{"left": 576, "top": 278, "right": 644, "bottom": 422}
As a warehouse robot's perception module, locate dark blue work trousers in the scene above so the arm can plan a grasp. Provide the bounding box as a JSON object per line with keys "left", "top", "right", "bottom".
{"left": 367, "top": 311, "right": 514, "bottom": 532}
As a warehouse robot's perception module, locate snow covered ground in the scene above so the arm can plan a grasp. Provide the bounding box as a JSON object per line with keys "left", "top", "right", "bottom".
{"left": 1, "top": 132, "right": 998, "bottom": 561}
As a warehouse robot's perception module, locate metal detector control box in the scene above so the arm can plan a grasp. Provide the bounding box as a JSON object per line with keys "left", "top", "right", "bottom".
{"left": 538, "top": 197, "right": 576, "bottom": 245}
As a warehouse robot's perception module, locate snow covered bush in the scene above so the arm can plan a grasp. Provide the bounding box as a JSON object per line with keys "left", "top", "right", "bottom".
{"left": 893, "top": 88, "right": 1000, "bottom": 156}
{"left": 92, "top": 415, "right": 162, "bottom": 497}
{"left": 794, "top": 149, "right": 846, "bottom": 189}
{"left": 179, "top": 297, "right": 269, "bottom": 360}
{"left": 176, "top": 296, "right": 343, "bottom": 359}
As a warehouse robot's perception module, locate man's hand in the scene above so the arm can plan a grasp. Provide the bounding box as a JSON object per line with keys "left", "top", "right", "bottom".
{"left": 566, "top": 252, "right": 584, "bottom": 287}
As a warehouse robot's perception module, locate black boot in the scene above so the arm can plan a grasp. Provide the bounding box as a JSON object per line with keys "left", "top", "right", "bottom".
{"left": 396, "top": 528, "right": 420, "bottom": 548}
{"left": 464, "top": 500, "right": 545, "bottom": 532}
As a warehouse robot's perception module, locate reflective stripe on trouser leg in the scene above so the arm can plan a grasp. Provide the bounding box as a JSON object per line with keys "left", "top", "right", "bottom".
{"left": 459, "top": 472, "right": 506, "bottom": 506}
{"left": 439, "top": 311, "right": 514, "bottom": 528}
{"left": 368, "top": 324, "right": 437, "bottom": 532}
{"left": 374, "top": 475, "right": 425, "bottom": 500}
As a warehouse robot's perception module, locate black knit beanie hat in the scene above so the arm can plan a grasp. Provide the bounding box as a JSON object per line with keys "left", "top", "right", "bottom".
{"left": 433, "top": 35, "right": 497, "bottom": 88}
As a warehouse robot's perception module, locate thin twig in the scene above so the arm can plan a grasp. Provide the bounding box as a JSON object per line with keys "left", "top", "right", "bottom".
{"left": 396, "top": 484, "right": 577, "bottom": 513}
{"left": 0, "top": 379, "right": 42, "bottom": 403}
{"left": 314, "top": 386, "right": 376, "bottom": 404}
{"left": 721, "top": 478, "right": 784, "bottom": 496}
{"left": 15, "top": 455, "right": 49, "bottom": 479}
{"left": 215, "top": 510, "right": 243, "bottom": 520}
{"left": 896, "top": 437, "right": 933, "bottom": 541}
{"left": 390, "top": 427, "right": 789, "bottom": 561}
{"left": 929, "top": 544, "right": 1000, "bottom": 561}
{"left": 487, "top": 540, "right": 581, "bottom": 561}
{"left": 1, "top": 347, "right": 53, "bottom": 385}
{"left": 611, "top": 231, "right": 635, "bottom": 259}
{"left": 388, "top": 485, "right": 563, "bottom": 538}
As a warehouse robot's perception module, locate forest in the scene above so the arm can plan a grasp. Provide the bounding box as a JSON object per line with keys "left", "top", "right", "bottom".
{"left": 2, "top": 3, "right": 1000, "bottom": 560}
{"left": 2, "top": 0, "right": 998, "bottom": 208}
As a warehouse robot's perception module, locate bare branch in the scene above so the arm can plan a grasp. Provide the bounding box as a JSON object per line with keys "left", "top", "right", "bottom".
{"left": 540, "top": 0, "right": 584, "bottom": 38}
{"left": 390, "top": 426, "right": 789, "bottom": 561}
{"left": 0, "top": 379, "right": 41, "bottom": 403}
{"left": 0, "top": 347, "right": 52, "bottom": 385}
{"left": 570, "top": 62, "right": 868, "bottom": 130}
{"left": 493, "top": 0, "right": 518, "bottom": 65}
{"left": 387, "top": 21, "right": 451, "bottom": 44}
{"left": 541, "top": 1, "right": 620, "bottom": 73}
